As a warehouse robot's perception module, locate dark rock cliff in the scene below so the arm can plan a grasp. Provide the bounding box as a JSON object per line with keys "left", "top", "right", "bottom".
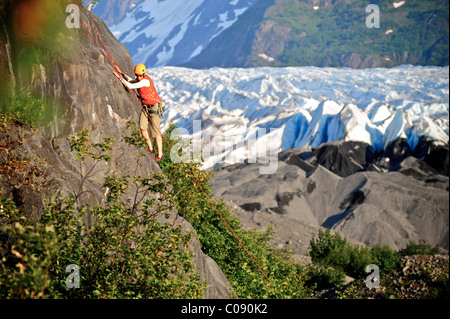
{"left": 0, "top": 0, "right": 232, "bottom": 298}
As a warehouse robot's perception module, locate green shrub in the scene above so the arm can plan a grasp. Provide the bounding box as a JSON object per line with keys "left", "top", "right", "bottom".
{"left": 347, "top": 245, "right": 373, "bottom": 278}
{"left": 371, "top": 245, "right": 401, "bottom": 275}
{"left": 308, "top": 228, "right": 347, "bottom": 265}
{"left": 0, "top": 127, "right": 206, "bottom": 298}
{"left": 399, "top": 240, "right": 440, "bottom": 257}
{"left": 0, "top": 221, "right": 59, "bottom": 298}
{"left": 305, "top": 265, "right": 345, "bottom": 290}
{"left": 308, "top": 228, "right": 370, "bottom": 279}
{"left": 308, "top": 228, "right": 400, "bottom": 282}
{"left": 0, "top": 90, "right": 65, "bottom": 132}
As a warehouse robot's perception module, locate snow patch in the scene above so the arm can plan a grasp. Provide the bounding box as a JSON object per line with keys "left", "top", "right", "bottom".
{"left": 258, "top": 53, "right": 275, "bottom": 62}
{"left": 189, "top": 45, "right": 204, "bottom": 60}
{"left": 393, "top": 1, "right": 406, "bottom": 8}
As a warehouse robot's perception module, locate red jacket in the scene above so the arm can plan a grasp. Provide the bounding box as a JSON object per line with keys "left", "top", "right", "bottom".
{"left": 138, "top": 74, "right": 161, "bottom": 106}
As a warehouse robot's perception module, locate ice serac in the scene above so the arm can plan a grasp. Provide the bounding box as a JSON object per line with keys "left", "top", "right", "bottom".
{"left": 0, "top": 1, "right": 232, "bottom": 298}
{"left": 384, "top": 109, "right": 408, "bottom": 150}
{"left": 341, "top": 104, "right": 372, "bottom": 145}
{"left": 410, "top": 114, "right": 449, "bottom": 150}
{"left": 297, "top": 100, "right": 343, "bottom": 149}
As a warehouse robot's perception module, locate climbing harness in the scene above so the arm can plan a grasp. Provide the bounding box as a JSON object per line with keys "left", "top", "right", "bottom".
{"left": 143, "top": 101, "right": 165, "bottom": 118}
{"left": 66, "top": 1, "right": 271, "bottom": 284}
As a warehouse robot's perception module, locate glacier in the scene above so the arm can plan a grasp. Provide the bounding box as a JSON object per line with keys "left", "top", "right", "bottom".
{"left": 149, "top": 65, "right": 449, "bottom": 170}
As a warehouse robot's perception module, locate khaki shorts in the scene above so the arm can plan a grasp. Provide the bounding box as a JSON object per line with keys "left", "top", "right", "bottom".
{"left": 139, "top": 104, "right": 161, "bottom": 137}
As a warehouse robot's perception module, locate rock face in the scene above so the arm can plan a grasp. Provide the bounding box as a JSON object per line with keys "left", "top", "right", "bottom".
{"left": 0, "top": 0, "right": 232, "bottom": 298}
{"left": 210, "top": 140, "right": 449, "bottom": 253}
{"left": 306, "top": 141, "right": 377, "bottom": 178}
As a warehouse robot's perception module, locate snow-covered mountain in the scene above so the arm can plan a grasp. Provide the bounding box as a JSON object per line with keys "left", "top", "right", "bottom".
{"left": 92, "top": 0, "right": 449, "bottom": 69}
{"left": 149, "top": 65, "right": 449, "bottom": 170}
{"left": 93, "top": 0, "right": 258, "bottom": 67}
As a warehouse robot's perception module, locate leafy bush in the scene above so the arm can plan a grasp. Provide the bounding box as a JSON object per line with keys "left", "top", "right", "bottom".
{"left": 308, "top": 228, "right": 400, "bottom": 286}
{"left": 308, "top": 228, "right": 348, "bottom": 264}
{"left": 0, "top": 93, "right": 48, "bottom": 128}
{"left": 0, "top": 201, "right": 58, "bottom": 299}
{"left": 399, "top": 240, "right": 440, "bottom": 256}
{"left": 0, "top": 126, "right": 205, "bottom": 298}
{"left": 305, "top": 265, "right": 345, "bottom": 290}
{"left": 370, "top": 244, "right": 401, "bottom": 275}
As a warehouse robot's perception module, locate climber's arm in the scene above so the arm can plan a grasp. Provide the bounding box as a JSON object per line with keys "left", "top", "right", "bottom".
{"left": 120, "top": 78, "right": 150, "bottom": 89}
{"left": 113, "top": 70, "right": 149, "bottom": 89}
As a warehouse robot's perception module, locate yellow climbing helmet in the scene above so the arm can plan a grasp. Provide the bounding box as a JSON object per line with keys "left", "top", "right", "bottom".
{"left": 134, "top": 63, "right": 146, "bottom": 75}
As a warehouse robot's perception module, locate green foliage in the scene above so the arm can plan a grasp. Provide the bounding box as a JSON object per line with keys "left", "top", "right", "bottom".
{"left": 335, "top": 284, "right": 363, "bottom": 300}
{"left": 81, "top": 0, "right": 101, "bottom": 7}
{"left": 425, "top": 273, "right": 450, "bottom": 299}
{"left": 305, "top": 265, "right": 345, "bottom": 290}
{"left": 0, "top": 222, "right": 59, "bottom": 298}
{"left": 69, "top": 129, "right": 115, "bottom": 163}
{"left": 399, "top": 240, "right": 441, "bottom": 256}
{"left": 309, "top": 228, "right": 348, "bottom": 264}
{"left": 159, "top": 124, "right": 314, "bottom": 299}
{"left": 370, "top": 244, "right": 401, "bottom": 274}
{"left": 0, "top": 93, "right": 50, "bottom": 129}
{"left": 0, "top": 126, "right": 205, "bottom": 299}
{"left": 308, "top": 228, "right": 400, "bottom": 287}
{"left": 0, "top": 0, "right": 80, "bottom": 131}
{"left": 254, "top": 0, "right": 449, "bottom": 67}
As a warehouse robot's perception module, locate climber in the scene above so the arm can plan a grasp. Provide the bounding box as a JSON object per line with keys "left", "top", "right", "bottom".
{"left": 113, "top": 63, "right": 164, "bottom": 162}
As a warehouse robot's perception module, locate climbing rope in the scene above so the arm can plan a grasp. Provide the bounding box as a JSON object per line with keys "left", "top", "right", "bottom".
{"left": 66, "top": 1, "right": 271, "bottom": 283}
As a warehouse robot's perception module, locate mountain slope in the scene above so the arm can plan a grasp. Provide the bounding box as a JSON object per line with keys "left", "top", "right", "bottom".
{"left": 185, "top": 0, "right": 277, "bottom": 68}
{"left": 88, "top": 0, "right": 142, "bottom": 25}
{"left": 186, "top": 0, "right": 449, "bottom": 68}
{"left": 94, "top": 0, "right": 258, "bottom": 67}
